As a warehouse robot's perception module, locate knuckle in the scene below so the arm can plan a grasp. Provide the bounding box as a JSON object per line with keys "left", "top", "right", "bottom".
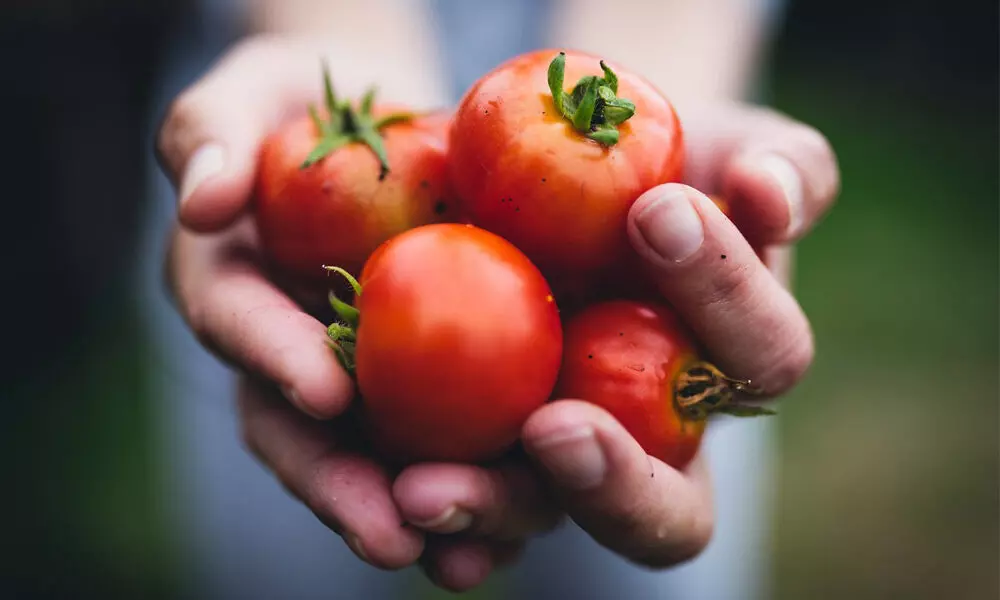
{"left": 307, "top": 459, "right": 359, "bottom": 516}
{"left": 302, "top": 462, "right": 338, "bottom": 523}
{"left": 701, "top": 260, "right": 756, "bottom": 309}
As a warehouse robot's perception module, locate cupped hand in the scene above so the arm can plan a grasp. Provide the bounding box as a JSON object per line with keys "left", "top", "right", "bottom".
{"left": 157, "top": 34, "right": 839, "bottom": 593}
{"left": 393, "top": 100, "right": 839, "bottom": 587}
{"left": 157, "top": 36, "right": 557, "bottom": 586}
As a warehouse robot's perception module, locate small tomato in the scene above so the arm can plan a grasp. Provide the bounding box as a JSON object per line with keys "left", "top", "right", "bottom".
{"left": 326, "top": 223, "right": 563, "bottom": 464}
{"left": 448, "top": 49, "right": 684, "bottom": 290}
{"left": 254, "top": 66, "right": 456, "bottom": 282}
{"left": 554, "top": 300, "right": 772, "bottom": 470}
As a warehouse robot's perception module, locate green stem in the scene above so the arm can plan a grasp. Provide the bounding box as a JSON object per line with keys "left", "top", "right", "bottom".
{"left": 322, "top": 266, "right": 365, "bottom": 375}
{"left": 301, "top": 64, "right": 414, "bottom": 179}
{"left": 547, "top": 52, "right": 636, "bottom": 147}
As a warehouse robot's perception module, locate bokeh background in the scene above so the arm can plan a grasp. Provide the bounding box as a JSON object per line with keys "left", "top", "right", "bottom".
{"left": 2, "top": 1, "right": 996, "bottom": 599}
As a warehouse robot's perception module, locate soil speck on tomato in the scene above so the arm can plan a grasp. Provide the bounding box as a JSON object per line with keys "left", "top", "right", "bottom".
{"left": 541, "top": 177, "right": 547, "bottom": 183}
{"left": 720, "top": 254, "right": 727, "bottom": 259}
{"left": 434, "top": 201, "right": 448, "bottom": 215}
{"left": 420, "top": 180, "right": 430, "bottom": 189}
{"left": 588, "top": 354, "right": 593, "bottom": 359}
{"left": 628, "top": 364, "right": 645, "bottom": 373}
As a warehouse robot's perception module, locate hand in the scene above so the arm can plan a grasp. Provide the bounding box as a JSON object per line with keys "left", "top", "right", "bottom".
{"left": 156, "top": 37, "right": 559, "bottom": 587}
{"left": 392, "top": 101, "right": 839, "bottom": 584}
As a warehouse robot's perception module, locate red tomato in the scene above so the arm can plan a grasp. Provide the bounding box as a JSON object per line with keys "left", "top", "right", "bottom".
{"left": 335, "top": 223, "right": 563, "bottom": 464}
{"left": 254, "top": 70, "right": 456, "bottom": 283}
{"left": 554, "top": 300, "right": 770, "bottom": 470}
{"left": 448, "top": 49, "right": 684, "bottom": 289}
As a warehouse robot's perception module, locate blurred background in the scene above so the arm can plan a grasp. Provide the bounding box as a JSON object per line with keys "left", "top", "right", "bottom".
{"left": 1, "top": 1, "right": 996, "bottom": 599}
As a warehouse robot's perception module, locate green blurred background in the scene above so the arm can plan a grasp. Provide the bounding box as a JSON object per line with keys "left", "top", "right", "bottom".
{"left": 2, "top": 1, "right": 996, "bottom": 599}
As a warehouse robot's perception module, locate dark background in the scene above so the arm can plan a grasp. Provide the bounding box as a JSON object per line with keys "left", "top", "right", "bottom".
{"left": 1, "top": 1, "right": 997, "bottom": 599}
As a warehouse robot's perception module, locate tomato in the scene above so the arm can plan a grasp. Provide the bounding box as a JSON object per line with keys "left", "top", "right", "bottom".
{"left": 254, "top": 67, "right": 456, "bottom": 283}
{"left": 553, "top": 300, "right": 771, "bottom": 470}
{"left": 448, "top": 49, "right": 684, "bottom": 290}
{"left": 326, "top": 223, "right": 563, "bottom": 464}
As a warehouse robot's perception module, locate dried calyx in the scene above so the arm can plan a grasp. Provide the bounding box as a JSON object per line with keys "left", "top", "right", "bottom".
{"left": 547, "top": 52, "right": 637, "bottom": 147}
{"left": 302, "top": 62, "right": 412, "bottom": 179}
{"left": 674, "top": 361, "right": 776, "bottom": 421}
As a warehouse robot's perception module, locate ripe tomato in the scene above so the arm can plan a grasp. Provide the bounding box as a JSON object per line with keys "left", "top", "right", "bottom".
{"left": 448, "top": 49, "right": 684, "bottom": 289}
{"left": 254, "top": 67, "right": 456, "bottom": 283}
{"left": 554, "top": 300, "right": 771, "bottom": 470}
{"left": 327, "top": 223, "right": 563, "bottom": 464}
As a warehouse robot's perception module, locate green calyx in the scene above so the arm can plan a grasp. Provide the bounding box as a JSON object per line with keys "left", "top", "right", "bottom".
{"left": 302, "top": 61, "right": 412, "bottom": 179}
{"left": 323, "top": 265, "right": 363, "bottom": 375}
{"left": 547, "top": 52, "right": 636, "bottom": 146}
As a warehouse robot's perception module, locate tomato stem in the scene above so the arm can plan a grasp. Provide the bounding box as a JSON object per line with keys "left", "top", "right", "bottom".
{"left": 323, "top": 265, "right": 365, "bottom": 375}
{"left": 547, "top": 52, "right": 636, "bottom": 147}
{"left": 301, "top": 60, "right": 413, "bottom": 179}
{"left": 674, "top": 361, "right": 775, "bottom": 421}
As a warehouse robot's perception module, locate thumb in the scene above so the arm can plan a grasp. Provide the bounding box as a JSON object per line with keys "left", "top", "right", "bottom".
{"left": 522, "top": 400, "right": 714, "bottom": 568}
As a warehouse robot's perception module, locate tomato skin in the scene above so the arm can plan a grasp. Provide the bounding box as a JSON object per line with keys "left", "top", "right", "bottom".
{"left": 354, "top": 223, "right": 563, "bottom": 464}
{"left": 448, "top": 49, "right": 684, "bottom": 286}
{"left": 254, "top": 110, "right": 456, "bottom": 282}
{"left": 553, "top": 300, "right": 705, "bottom": 470}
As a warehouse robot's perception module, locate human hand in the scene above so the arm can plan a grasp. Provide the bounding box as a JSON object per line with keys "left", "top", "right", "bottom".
{"left": 157, "top": 34, "right": 838, "bottom": 592}
{"left": 391, "top": 101, "right": 839, "bottom": 586}
{"left": 156, "top": 37, "right": 557, "bottom": 584}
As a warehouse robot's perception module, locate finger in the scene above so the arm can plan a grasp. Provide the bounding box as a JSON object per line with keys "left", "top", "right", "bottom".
{"left": 155, "top": 37, "right": 322, "bottom": 231}
{"left": 421, "top": 537, "right": 523, "bottom": 593}
{"left": 683, "top": 103, "right": 840, "bottom": 245}
{"left": 522, "top": 400, "right": 714, "bottom": 568}
{"left": 170, "top": 223, "right": 353, "bottom": 418}
{"left": 237, "top": 378, "right": 424, "bottom": 569}
{"left": 393, "top": 462, "right": 563, "bottom": 539}
{"left": 628, "top": 183, "right": 814, "bottom": 395}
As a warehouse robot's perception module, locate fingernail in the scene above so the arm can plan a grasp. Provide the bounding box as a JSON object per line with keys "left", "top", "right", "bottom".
{"left": 635, "top": 190, "right": 705, "bottom": 263}
{"left": 345, "top": 534, "right": 369, "bottom": 562}
{"left": 410, "top": 506, "right": 473, "bottom": 534}
{"left": 757, "top": 153, "right": 804, "bottom": 237}
{"left": 533, "top": 426, "right": 606, "bottom": 490}
{"left": 179, "top": 143, "right": 225, "bottom": 207}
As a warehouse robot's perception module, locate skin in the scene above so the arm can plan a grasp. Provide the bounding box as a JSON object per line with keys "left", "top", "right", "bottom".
{"left": 353, "top": 224, "right": 563, "bottom": 464}
{"left": 255, "top": 110, "right": 456, "bottom": 281}
{"left": 156, "top": 11, "right": 840, "bottom": 591}
{"left": 448, "top": 49, "right": 683, "bottom": 282}
{"left": 554, "top": 300, "right": 707, "bottom": 470}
